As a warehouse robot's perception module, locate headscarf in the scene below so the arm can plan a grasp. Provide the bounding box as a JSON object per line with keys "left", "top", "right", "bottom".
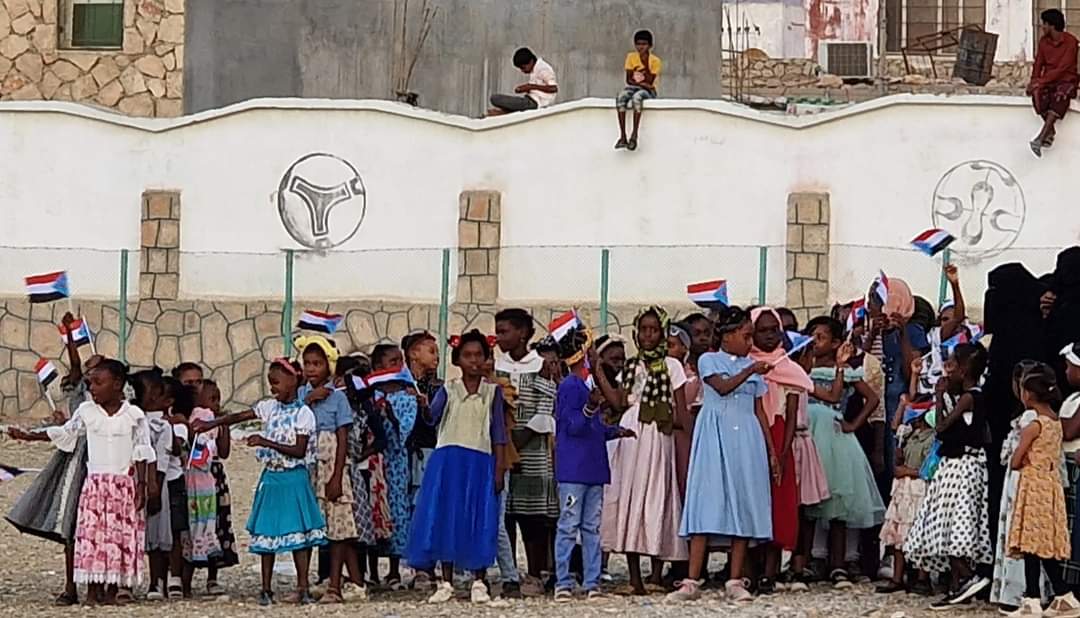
{"left": 883, "top": 277, "right": 915, "bottom": 320}
{"left": 294, "top": 334, "right": 339, "bottom": 375}
{"left": 669, "top": 323, "right": 691, "bottom": 356}
{"left": 1048, "top": 247, "right": 1080, "bottom": 394}
{"left": 748, "top": 307, "right": 814, "bottom": 424}
{"left": 623, "top": 305, "right": 675, "bottom": 434}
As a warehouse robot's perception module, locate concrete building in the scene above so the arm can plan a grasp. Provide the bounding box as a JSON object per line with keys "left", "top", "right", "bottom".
{"left": 0, "top": 0, "right": 1067, "bottom": 117}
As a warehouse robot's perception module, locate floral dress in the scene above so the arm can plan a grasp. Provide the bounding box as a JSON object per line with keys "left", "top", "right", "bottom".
{"left": 1008, "top": 417, "right": 1069, "bottom": 559}
{"left": 380, "top": 390, "right": 418, "bottom": 556}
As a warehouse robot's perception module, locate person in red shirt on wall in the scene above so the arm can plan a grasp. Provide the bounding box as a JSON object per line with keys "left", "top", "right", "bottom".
{"left": 1028, "top": 8, "right": 1080, "bottom": 158}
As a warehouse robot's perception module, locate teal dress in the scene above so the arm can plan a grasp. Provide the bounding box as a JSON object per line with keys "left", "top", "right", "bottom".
{"left": 804, "top": 366, "right": 885, "bottom": 529}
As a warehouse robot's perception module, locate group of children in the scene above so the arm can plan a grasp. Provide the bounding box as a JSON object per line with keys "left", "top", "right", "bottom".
{"left": 7, "top": 263, "right": 1080, "bottom": 614}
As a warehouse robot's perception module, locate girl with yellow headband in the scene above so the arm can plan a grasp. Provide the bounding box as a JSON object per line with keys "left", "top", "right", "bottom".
{"left": 295, "top": 335, "right": 366, "bottom": 604}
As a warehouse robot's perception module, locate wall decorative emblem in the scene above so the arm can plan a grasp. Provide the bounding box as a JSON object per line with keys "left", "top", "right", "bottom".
{"left": 931, "top": 160, "right": 1025, "bottom": 262}
{"left": 277, "top": 153, "right": 367, "bottom": 250}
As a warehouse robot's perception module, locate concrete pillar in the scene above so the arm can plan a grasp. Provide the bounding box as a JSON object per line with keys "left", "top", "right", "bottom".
{"left": 786, "top": 192, "right": 831, "bottom": 325}
{"left": 456, "top": 190, "right": 501, "bottom": 305}
{"left": 140, "top": 190, "right": 181, "bottom": 300}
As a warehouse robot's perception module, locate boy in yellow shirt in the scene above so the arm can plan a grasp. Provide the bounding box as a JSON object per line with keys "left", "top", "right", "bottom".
{"left": 615, "top": 30, "right": 661, "bottom": 152}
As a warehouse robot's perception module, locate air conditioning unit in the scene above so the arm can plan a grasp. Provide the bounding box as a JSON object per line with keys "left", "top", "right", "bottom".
{"left": 818, "top": 41, "right": 873, "bottom": 79}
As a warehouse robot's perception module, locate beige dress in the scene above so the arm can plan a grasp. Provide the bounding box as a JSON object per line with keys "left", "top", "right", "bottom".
{"left": 1008, "top": 417, "right": 1070, "bottom": 560}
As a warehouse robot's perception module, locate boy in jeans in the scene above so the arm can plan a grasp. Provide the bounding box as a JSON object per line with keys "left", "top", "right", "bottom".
{"left": 552, "top": 329, "right": 635, "bottom": 602}
{"left": 489, "top": 47, "right": 559, "bottom": 115}
{"left": 615, "top": 30, "right": 661, "bottom": 151}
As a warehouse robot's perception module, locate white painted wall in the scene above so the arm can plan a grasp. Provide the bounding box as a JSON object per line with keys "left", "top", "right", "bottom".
{"left": 0, "top": 96, "right": 1076, "bottom": 309}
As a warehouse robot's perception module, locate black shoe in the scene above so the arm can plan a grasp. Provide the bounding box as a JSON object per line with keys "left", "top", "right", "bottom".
{"left": 757, "top": 577, "right": 776, "bottom": 595}
{"left": 910, "top": 580, "right": 934, "bottom": 596}
{"left": 830, "top": 569, "right": 852, "bottom": 590}
{"left": 949, "top": 575, "right": 989, "bottom": 605}
{"left": 875, "top": 580, "right": 906, "bottom": 594}
{"left": 501, "top": 581, "right": 522, "bottom": 599}
{"left": 614, "top": 138, "right": 628, "bottom": 150}
{"left": 257, "top": 591, "right": 274, "bottom": 606}
{"left": 627, "top": 137, "right": 638, "bottom": 151}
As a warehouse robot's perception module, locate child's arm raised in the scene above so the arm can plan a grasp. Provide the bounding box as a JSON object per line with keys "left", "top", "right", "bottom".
{"left": 939, "top": 265, "right": 966, "bottom": 341}
{"left": 191, "top": 409, "right": 256, "bottom": 434}
{"left": 703, "top": 361, "right": 771, "bottom": 396}
{"left": 1011, "top": 420, "right": 1042, "bottom": 471}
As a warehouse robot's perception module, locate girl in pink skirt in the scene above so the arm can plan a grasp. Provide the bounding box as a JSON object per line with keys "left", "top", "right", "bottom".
{"left": 10, "top": 360, "right": 154, "bottom": 605}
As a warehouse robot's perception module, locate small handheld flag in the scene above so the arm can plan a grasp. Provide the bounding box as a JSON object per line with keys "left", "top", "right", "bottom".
{"left": 188, "top": 438, "right": 212, "bottom": 469}
{"left": 548, "top": 310, "right": 581, "bottom": 343}
{"left": 24, "top": 271, "right": 70, "bottom": 304}
{"left": 870, "top": 271, "right": 889, "bottom": 306}
{"left": 687, "top": 280, "right": 729, "bottom": 309}
{"left": 786, "top": 331, "right": 813, "bottom": 356}
{"left": 845, "top": 298, "right": 867, "bottom": 333}
{"left": 910, "top": 228, "right": 956, "bottom": 257}
{"left": 296, "top": 310, "right": 343, "bottom": 334}
{"left": 902, "top": 399, "right": 935, "bottom": 425}
{"left": 35, "top": 358, "right": 58, "bottom": 388}
{"left": 58, "top": 319, "right": 92, "bottom": 349}
{"left": 357, "top": 366, "right": 417, "bottom": 390}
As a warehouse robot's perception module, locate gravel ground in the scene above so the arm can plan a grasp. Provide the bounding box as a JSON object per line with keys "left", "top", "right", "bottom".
{"left": 0, "top": 438, "right": 1001, "bottom": 617}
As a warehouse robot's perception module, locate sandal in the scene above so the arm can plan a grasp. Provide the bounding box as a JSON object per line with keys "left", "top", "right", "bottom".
{"left": 627, "top": 137, "right": 638, "bottom": 151}
{"left": 386, "top": 577, "right": 406, "bottom": 592}
{"left": 830, "top": 569, "right": 852, "bottom": 590}
{"left": 283, "top": 590, "right": 316, "bottom": 605}
{"left": 615, "top": 138, "right": 629, "bottom": 150}
{"left": 115, "top": 588, "right": 134, "bottom": 605}
{"left": 53, "top": 591, "right": 78, "bottom": 606}
{"left": 318, "top": 588, "right": 344, "bottom": 604}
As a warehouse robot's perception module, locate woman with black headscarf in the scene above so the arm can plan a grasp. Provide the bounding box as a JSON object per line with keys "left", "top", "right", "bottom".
{"left": 983, "top": 262, "right": 1050, "bottom": 550}
{"left": 1046, "top": 247, "right": 1080, "bottom": 394}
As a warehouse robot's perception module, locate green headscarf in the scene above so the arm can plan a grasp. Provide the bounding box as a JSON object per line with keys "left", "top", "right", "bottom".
{"left": 624, "top": 305, "right": 675, "bottom": 434}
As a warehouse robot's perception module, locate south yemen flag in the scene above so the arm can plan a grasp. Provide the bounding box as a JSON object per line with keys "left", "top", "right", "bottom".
{"left": 687, "top": 280, "right": 729, "bottom": 309}
{"left": 296, "top": 310, "right": 343, "bottom": 334}
{"left": 910, "top": 228, "right": 956, "bottom": 257}
{"left": 24, "top": 271, "right": 70, "bottom": 304}
{"left": 58, "top": 319, "right": 92, "bottom": 348}
{"left": 35, "top": 358, "right": 59, "bottom": 388}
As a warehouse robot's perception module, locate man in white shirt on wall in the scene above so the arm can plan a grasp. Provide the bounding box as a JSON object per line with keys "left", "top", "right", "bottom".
{"left": 488, "top": 48, "right": 558, "bottom": 116}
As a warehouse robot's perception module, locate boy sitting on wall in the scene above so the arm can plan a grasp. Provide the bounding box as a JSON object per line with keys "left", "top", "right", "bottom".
{"left": 488, "top": 47, "right": 559, "bottom": 116}
{"left": 615, "top": 30, "right": 661, "bottom": 152}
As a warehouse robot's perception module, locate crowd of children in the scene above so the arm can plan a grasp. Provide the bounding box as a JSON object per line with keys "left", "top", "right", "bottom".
{"left": 6, "top": 253, "right": 1080, "bottom": 614}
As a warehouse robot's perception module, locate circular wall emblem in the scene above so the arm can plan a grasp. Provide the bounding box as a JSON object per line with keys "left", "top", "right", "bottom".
{"left": 277, "top": 153, "right": 367, "bottom": 250}
{"left": 931, "top": 160, "right": 1025, "bottom": 262}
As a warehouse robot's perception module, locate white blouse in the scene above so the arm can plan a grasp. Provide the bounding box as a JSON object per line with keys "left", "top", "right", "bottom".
{"left": 47, "top": 401, "right": 156, "bottom": 475}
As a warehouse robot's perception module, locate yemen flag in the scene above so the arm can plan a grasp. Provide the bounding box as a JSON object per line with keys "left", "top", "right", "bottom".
{"left": 296, "top": 310, "right": 343, "bottom": 334}
{"left": 687, "top": 280, "right": 729, "bottom": 309}
{"left": 25, "top": 271, "right": 70, "bottom": 304}
{"left": 58, "top": 319, "right": 92, "bottom": 348}
{"left": 845, "top": 298, "right": 866, "bottom": 333}
{"left": 871, "top": 270, "right": 889, "bottom": 306}
{"left": 35, "top": 358, "right": 59, "bottom": 388}
{"left": 910, "top": 228, "right": 956, "bottom": 257}
{"left": 548, "top": 310, "right": 581, "bottom": 343}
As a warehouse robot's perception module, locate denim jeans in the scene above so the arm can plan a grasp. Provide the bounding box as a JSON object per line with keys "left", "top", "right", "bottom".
{"left": 497, "top": 470, "right": 520, "bottom": 583}
{"left": 555, "top": 483, "right": 604, "bottom": 591}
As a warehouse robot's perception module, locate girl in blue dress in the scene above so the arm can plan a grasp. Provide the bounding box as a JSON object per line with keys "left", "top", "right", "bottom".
{"left": 668, "top": 306, "right": 778, "bottom": 604}
{"left": 192, "top": 359, "right": 327, "bottom": 606}
{"left": 407, "top": 330, "right": 508, "bottom": 605}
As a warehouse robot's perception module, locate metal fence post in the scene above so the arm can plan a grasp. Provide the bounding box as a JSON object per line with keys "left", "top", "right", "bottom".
{"left": 438, "top": 248, "right": 450, "bottom": 380}
{"left": 758, "top": 246, "right": 768, "bottom": 305}
{"left": 599, "top": 248, "right": 610, "bottom": 333}
{"left": 118, "top": 249, "right": 128, "bottom": 363}
{"left": 281, "top": 249, "right": 295, "bottom": 357}
{"left": 938, "top": 248, "right": 952, "bottom": 308}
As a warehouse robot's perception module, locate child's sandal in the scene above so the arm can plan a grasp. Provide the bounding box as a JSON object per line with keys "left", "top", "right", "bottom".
{"left": 317, "top": 589, "right": 344, "bottom": 604}
{"left": 53, "top": 591, "right": 78, "bottom": 606}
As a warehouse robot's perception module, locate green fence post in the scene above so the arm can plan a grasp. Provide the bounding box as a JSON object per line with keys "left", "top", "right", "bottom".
{"left": 758, "top": 246, "right": 768, "bottom": 305}
{"left": 599, "top": 248, "right": 610, "bottom": 333}
{"left": 281, "top": 249, "right": 295, "bottom": 357}
{"left": 438, "top": 248, "right": 450, "bottom": 380}
{"left": 938, "top": 248, "right": 952, "bottom": 307}
{"left": 118, "top": 249, "right": 128, "bottom": 363}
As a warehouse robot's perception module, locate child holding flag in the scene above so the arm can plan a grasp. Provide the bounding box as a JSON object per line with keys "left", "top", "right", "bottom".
{"left": 192, "top": 359, "right": 328, "bottom": 606}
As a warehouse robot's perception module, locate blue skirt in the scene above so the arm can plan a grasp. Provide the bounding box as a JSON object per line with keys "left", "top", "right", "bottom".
{"left": 246, "top": 467, "right": 328, "bottom": 555}
{"left": 406, "top": 446, "right": 498, "bottom": 571}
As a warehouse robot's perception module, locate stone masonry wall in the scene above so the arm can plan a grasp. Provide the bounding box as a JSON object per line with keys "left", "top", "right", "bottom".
{"left": 785, "top": 193, "right": 831, "bottom": 326}
{"left": 0, "top": 0, "right": 183, "bottom": 116}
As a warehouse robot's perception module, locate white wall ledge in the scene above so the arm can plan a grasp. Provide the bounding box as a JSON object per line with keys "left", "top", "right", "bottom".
{"left": 0, "top": 93, "right": 1061, "bottom": 133}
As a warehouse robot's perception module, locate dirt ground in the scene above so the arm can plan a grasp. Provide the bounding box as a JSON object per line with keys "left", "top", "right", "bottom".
{"left": 0, "top": 437, "right": 1000, "bottom": 617}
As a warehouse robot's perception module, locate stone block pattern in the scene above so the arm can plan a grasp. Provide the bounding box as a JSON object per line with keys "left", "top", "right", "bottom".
{"left": 0, "top": 0, "right": 183, "bottom": 117}
{"left": 457, "top": 191, "right": 500, "bottom": 305}
{"left": 0, "top": 296, "right": 714, "bottom": 419}
{"left": 140, "top": 190, "right": 179, "bottom": 300}
{"left": 785, "top": 192, "right": 831, "bottom": 326}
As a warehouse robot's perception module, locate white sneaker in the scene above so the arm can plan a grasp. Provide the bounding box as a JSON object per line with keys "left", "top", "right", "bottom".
{"left": 470, "top": 580, "right": 491, "bottom": 604}
{"left": 342, "top": 583, "right": 367, "bottom": 602}
{"left": 427, "top": 581, "right": 454, "bottom": 604}
{"left": 1046, "top": 592, "right": 1080, "bottom": 617}
{"left": 1007, "top": 598, "right": 1045, "bottom": 616}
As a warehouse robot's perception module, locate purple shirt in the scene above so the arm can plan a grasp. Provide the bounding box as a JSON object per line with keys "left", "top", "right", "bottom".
{"left": 555, "top": 374, "right": 620, "bottom": 485}
{"left": 428, "top": 384, "right": 508, "bottom": 446}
